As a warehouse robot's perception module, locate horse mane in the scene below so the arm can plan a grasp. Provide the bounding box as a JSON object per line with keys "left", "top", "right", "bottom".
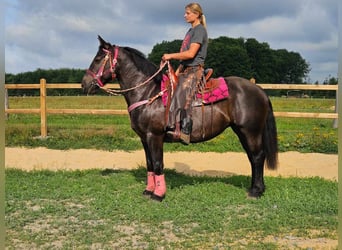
{"left": 122, "top": 47, "right": 162, "bottom": 83}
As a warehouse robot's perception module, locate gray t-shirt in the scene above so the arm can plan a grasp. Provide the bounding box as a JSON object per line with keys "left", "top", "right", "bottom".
{"left": 180, "top": 24, "right": 208, "bottom": 67}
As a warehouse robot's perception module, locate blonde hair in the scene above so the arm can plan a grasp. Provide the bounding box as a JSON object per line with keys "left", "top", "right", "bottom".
{"left": 186, "top": 3, "right": 207, "bottom": 29}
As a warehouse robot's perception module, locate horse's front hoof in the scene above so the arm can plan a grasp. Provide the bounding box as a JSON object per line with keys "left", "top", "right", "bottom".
{"left": 150, "top": 193, "right": 165, "bottom": 202}
{"left": 142, "top": 190, "right": 154, "bottom": 197}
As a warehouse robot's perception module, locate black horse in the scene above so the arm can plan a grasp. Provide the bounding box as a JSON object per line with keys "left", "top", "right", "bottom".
{"left": 82, "top": 36, "right": 278, "bottom": 201}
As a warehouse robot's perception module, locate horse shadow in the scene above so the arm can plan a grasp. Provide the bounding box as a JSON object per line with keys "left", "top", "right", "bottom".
{"left": 101, "top": 163, "right": 251, "bottom": 193}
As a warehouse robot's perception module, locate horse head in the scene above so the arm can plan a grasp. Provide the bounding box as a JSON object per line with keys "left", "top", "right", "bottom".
{"left": 82, "top": 36, "right": 119, "bottom": 95}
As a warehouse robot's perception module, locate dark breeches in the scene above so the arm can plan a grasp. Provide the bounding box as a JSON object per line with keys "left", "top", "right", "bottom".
{"left": 168, "top": 67, "right": 204, "bottom": 129}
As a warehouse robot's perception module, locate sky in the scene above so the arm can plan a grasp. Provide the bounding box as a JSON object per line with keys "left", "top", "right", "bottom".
{"left": 5, "top": 0, "right": 338, "bottom": 83}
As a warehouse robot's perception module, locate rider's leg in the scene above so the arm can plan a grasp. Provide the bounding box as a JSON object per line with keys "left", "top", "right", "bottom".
{"left": 166, "top": 67, "right": 202, "bottom": 144}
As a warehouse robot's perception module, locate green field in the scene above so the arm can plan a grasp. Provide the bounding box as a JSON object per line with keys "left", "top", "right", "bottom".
{"left": 5, "top": 96, "right": 338, "bottom": 153}
{"left": 6, "top": 168, "right": 338, "bottom": 249}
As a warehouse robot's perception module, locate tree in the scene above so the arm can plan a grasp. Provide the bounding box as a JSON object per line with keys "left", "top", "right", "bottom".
{"left": 5, "top": 36, "right": 312, "bottom": 96}
{"left": 272, "top": 49, "right": 310, "bottom": 83}
{"left": 148, "top": 36, "right": 310, "bottom": 84}
{"left": 148, "top": 40, "right": 182, "bottom": 70}
{"left": 5, "top": 68, "right": 86, "bottom": 96}
{"left": 206, "top": 37, "right": 252, "bottom": 78}
{"left": 245, "top": 38, "right": 275, "bottom": 82}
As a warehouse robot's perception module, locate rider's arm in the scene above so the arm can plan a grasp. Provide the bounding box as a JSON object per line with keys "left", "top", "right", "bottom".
{"left": 162, "top": 43, "right": 200, "bottom": 61}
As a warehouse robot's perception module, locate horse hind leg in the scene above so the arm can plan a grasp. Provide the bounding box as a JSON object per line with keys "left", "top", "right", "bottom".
{"left": 232, "top": 126, "right": 266, "bottom": 198}
{"left": 247, "top": 147, "right": 266, "bottom": 198}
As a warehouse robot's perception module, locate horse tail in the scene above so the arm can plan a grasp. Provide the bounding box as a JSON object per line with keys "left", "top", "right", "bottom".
{"left": 263, "top": 99, "right": 278, "bottom": 170}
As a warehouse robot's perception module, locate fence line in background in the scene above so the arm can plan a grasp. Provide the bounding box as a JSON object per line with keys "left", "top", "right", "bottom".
{"left": 5, "top": 79, "right": 338, "bottom": 138}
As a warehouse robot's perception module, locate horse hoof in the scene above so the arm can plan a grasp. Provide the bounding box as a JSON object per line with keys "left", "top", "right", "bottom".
{"left": 150, "top": 193, "right": 165, "bottom": 202}
{"left": 247, "top": 189, "right": 263, "bottom": 199}
{"left": 142, "top": 190, "right": 153, "bottom": 197}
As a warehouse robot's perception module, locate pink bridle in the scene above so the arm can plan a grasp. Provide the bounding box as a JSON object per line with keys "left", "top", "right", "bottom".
{"left": 87, "top": 46, "right": 119, "bottom": 87}
{"left": 86, "top": 46, "right": 172, "bottom": 113}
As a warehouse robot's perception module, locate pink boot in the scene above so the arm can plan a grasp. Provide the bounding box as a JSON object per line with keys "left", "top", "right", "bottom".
{"left": 143, "top": 172, "right": 155, "bottom": 196}
{"left": 151, "top": 174, "right": 166, "bottom": 201}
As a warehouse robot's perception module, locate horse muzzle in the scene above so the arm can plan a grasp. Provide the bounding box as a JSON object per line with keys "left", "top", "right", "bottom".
{"left": 81, "top": 75, "right": 99, "bottom": 95}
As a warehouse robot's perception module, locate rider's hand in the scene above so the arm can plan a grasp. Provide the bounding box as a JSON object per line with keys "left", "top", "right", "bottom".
{"left": 162, "top": 54, "right": 172, "bottom": 61}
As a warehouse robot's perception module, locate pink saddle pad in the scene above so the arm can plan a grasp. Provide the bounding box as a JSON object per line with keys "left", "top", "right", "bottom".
{"left": 161, "top": 76, "right": 229, "bottom": 106}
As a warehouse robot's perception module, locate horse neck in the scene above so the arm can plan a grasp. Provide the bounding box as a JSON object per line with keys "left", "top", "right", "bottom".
{"left": 117, "top": 58, "right": 160, "bottom": 106}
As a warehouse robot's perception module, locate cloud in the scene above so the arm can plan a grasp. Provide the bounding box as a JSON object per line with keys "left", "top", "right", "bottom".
{"left": 5, "top": 0, "right": 338, "bottom": 82}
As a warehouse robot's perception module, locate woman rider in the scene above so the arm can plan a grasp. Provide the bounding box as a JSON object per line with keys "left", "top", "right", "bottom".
{"left": 162, "top": 2, "right": 208, "bottom": 145}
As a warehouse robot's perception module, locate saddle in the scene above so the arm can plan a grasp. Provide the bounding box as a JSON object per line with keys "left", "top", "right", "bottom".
{"left": 167, "top": 67, "right": 216, "bottom": 90}
{"left": 201, "top": 68, "right": 222, "bottom": 92}
{"left": 161, "top": 67, "right": 229, "bottom": 107}
{"left": 160, "top": 65, "right": 229, "bottom": 131}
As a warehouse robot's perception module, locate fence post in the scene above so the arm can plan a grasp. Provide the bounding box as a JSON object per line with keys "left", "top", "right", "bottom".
{"left": 332, "top": 89, "right": 338, "bottom": 128}
{"left": 5, "top": 88, "right": 9, "bottom": 120}
{"left": 40, "top": 78, "right": 47, "bottom": 138}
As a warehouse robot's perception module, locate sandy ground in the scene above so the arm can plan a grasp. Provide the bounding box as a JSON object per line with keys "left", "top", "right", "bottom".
{"left": 5, "top": 147, "right": 338, "bottom": 181}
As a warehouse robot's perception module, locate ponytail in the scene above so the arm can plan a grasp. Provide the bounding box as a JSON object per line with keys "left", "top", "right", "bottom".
{"left": 200, "top": 14, "right": 207, "bottom": 29}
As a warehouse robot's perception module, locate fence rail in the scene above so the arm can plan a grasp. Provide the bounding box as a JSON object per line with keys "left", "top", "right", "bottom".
{"left": 257, "top": 84, "right": 338, "bottom": 90}
{"left": 5, "top": 79, "right": 338, "bottom": 138}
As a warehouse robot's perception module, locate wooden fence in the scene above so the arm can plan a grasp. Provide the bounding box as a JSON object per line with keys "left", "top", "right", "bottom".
{"left": 5, "top": 79, "right": 338, "bottom": 138}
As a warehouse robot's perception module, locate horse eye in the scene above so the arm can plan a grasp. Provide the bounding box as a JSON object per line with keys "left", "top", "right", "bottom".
{"left": 94, "top": 56, "right": 102, "bottom": 62}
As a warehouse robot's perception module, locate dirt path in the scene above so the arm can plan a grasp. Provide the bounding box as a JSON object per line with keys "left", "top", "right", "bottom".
{"left": 5, "top": 147, "right": 338, "bottom": 180}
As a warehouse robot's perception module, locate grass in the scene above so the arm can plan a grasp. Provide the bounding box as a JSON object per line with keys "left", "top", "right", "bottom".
{"left": 5, "top": 96, "right": 338, "bottom": 153}
{"left": 6, "top": 168, "right": 338, "bottom": 249}
{"left": 270, "top": 96, "right": 336, "bottom": 113}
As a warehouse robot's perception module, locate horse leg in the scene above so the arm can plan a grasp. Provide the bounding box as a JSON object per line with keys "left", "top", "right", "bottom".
{"left": 232, "top": 126, "right": 266, "bottom": 198}
{"left": 143, "top": 135, "right": 167, "bottom": 202}
{"left": 247, "top": 148, "right": 266, "bottom": 198}
{"left": 141, "top": 140, "right": 155, "bottom": 197}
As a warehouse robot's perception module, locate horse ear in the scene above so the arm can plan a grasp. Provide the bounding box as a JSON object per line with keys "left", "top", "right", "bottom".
{"left": 98, "top": 35, "right": 111, "bottom": 49}
{"left": 98, "top": 35, "right": 106, "bottom": 46}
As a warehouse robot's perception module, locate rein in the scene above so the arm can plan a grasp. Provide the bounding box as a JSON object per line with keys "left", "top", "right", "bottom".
{"left": 101, "top": 59, "right": 168, "bottom": 96}
{"left": 126, "top": 60, "right": 170, "bottom": 112}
